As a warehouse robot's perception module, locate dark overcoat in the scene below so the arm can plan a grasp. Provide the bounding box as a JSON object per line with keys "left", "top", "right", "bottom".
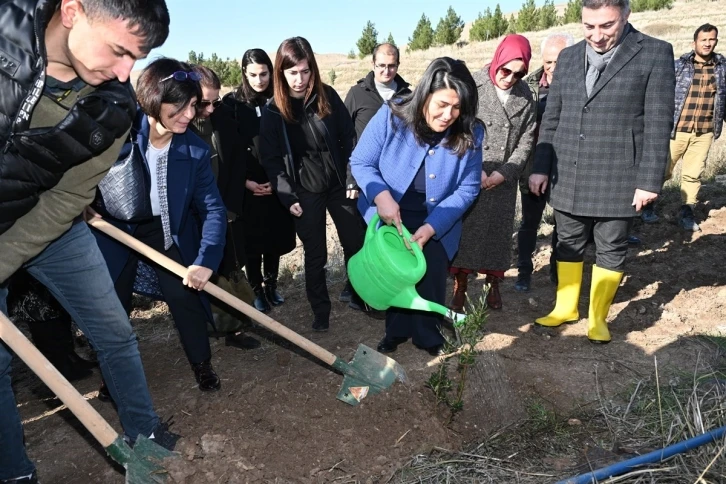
{"left": 452, "top": 69, "right": 536, "bottom": 271}
{"left": 532, "top": 27, "right": 676, "bottom": 218}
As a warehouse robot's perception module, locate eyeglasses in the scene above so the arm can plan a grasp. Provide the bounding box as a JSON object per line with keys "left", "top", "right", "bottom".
{"left": 159, "top": 71, "right": 203, "bottom": 83}
{"left": 199, "top": 98, "right": 222, "bottom": 109}
{"left": 374, "top": 63, "right": 399, "bottom": 71}
{"left": 498, "top": 66, "right": 526, "bottom": 80}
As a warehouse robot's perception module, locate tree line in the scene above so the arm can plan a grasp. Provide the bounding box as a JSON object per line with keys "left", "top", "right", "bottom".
{"left": 355, "top": 0, "right": 674, "bottom": 56}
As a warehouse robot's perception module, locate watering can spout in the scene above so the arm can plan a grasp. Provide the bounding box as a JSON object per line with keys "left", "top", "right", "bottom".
{"left": 388, "top": 289, "right": 467, "bottom": 327}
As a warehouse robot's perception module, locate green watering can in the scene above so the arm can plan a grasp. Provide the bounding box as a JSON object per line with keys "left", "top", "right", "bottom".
{"left": 348, "top": 214, "right": 467, "bottom": 326}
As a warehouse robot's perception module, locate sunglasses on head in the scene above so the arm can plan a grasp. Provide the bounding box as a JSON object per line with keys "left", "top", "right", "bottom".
{"left": 198, "top": 98, "right": 222, "bottom": 109}
{"left": 498, "top": 66, "right": 526, "bottom": 80}
{"left": 159, "top": 71, "right": 203, "bottom": 83}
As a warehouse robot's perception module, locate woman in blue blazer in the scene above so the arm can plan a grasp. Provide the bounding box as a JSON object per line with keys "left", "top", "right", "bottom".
{"left": 350, "top": 57, "right": 483, "bottom": 356}
{"left": 94, "top": 58, "right": 226, "bottom": 391}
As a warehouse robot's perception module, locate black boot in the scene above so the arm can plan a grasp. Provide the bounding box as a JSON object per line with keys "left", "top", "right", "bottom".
{"left": 263, "top": 275, "right": 284, "bottom": 306}
{"left": 252, "top": 284, "right": 271, "bottom": 312}
{"left": 192, "top": 359, "right": 221, "bottom": 391}
{"left": 27, "top": 317, "right": 96, "bottom": 382}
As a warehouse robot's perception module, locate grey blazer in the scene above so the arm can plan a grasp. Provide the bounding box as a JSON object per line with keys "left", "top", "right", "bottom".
{"left": 532, "top": 27, "right": 675, "bottom": 218}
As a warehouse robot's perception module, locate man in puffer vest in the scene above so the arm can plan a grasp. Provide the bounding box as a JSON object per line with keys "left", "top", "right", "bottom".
{"left": 0, "top": 2, "right": 174, "bottom": 483}
{"left": 642, "top": 24, "right": 726, "bottom": 231}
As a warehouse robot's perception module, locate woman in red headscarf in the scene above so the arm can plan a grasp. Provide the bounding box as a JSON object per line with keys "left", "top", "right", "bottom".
{"left": 449, "top": 34, "right": 537, "bottom": 312}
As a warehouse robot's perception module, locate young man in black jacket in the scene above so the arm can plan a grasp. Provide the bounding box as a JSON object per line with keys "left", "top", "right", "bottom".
{"left": 0, "top": 2, "right": 173, "bottom": 482}
{"left": 344, "top": 43, "right": 411, "bottom": 143}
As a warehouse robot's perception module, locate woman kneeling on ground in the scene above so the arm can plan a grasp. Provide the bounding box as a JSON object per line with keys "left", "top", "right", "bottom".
{"left": 350, "top": 57, "right": 483, "bottom": 356}
{"left": 93, "top": 58, "right": 226, "bottom": 392}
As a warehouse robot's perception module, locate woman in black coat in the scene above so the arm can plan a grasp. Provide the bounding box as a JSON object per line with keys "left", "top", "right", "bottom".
{"left": 259, "top": 37, "right": 368, "bottom": 331}
{"left": 226, "top": 49, "right": 297, "bottom": 313}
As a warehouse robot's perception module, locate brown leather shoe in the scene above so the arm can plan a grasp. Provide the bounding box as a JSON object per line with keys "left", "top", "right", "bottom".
{"left": 486, "top": 275, "right": 502, "bottom": 310}
{"left": 450, "top": 272, "right": 468, "bottom": 312}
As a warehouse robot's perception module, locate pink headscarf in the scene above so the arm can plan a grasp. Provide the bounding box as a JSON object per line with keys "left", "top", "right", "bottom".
{"left": 488, "top": 34, "right": 532, "bottom": 85}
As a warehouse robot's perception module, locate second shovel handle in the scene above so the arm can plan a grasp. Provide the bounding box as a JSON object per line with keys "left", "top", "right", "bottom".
{"left": 88, "top": 219, "right": 338, "bottom": 367}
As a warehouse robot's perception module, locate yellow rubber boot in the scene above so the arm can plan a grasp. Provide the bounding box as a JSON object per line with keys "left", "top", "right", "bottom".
{"left": 587, "top": 265, "right": 623, "bottom": 344}
{"left": 535, "top": 261, "right": 583, "bottom": 327}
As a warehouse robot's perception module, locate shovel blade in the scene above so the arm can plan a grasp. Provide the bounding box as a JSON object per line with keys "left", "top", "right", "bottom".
{"left": 103, "top": 435, "right": 179, "bottom": 484}
{"left": 336, "top": 344, "right": 408, "bottom": 406}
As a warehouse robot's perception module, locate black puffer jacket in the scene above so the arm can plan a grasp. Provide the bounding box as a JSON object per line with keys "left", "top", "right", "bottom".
{"left": 343, "top": 71, "right": 411, "bottom": 142}
{"left": 0, "top": 0, "right": 136, "bottom": 235}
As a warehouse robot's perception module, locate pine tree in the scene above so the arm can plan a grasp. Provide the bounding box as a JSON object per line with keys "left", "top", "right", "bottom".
{"left": 385, "top": 32, "right": 396, "bottom": 46}
{"left": 562, "top": 0, "right": 581, "bottom": 24}
{"left": 356, "top": 21, "right": 378, "bottom": 59}
{"left": 408, "top": 13, "right": 434, "bottom": 51}
{"left": 347, "top": 49, "right": 356, "bottom": 59}
{"left": 516, "top": 0, "right": 540, "bottom": 33}
{"left": 433, "top": 6, "right": 465, "bottom": 46}
{"left": 508, "top": 14, "right": 517, "bottom": 34}
{"left": 539, "top": 0, "right": 559, "bottom": 29}
{"left": 491, "top": 4, "right": 509, "bottom": 37}
{"left": 470, "top": 8, "right": 494, "bottom": 42}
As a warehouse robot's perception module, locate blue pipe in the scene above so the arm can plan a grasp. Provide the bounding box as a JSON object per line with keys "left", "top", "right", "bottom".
{"left": 556, "top": 425, "right": 726, "bottom": 484}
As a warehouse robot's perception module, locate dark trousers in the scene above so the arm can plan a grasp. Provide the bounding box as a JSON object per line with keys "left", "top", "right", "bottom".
{"left": 294, "top": 184, "right": 365, "bottom": 321}
{"left": 115, "top": 217, "right": 211, "bottom": 365}
{"left": 246, "top": 254, "right": 281, "bottom": 287}
{"left": 385, "top": 200, "right": 447, "bottom": 349}
{"left": 554, "top": 210, "right": 633, "bottom": 272}
{"left": 517, "top": 191, "right": 557, "bottom": 276}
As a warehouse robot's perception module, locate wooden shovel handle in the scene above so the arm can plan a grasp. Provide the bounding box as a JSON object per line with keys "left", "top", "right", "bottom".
{"left": 0, "top": 312, "right": 118, "bottom": 448}
{"left": 88, "top": 219, "right": 339, "bottom": 367}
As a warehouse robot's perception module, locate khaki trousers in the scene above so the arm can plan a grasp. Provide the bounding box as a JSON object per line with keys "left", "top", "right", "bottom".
{"left": 667, "top": 130, "right": 715, "bottom": 205}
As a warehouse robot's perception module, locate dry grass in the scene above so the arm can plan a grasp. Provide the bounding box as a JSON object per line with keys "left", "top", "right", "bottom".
{"left": 320, "top": 0, "right": 726, "bottom": 100}
{"left": 391, "top": 346, "right": 726, "bottom": 483}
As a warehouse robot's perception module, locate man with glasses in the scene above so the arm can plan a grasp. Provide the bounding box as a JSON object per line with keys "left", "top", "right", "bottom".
{"left": 341, "top": 43, "right": 411, "bottom": 305}
{"left": 189, "top": 64, "right": 261, "bottom": 350}
{"left": 529, "top": 0, "right": 675, "bottom": 344}
{"left": 344, "top": 43, "right": 411, "bottom": 142}
{"left": 0, "top": 1, "right": 175, "bottom": 483}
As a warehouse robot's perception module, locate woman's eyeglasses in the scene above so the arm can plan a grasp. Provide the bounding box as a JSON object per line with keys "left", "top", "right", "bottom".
{"left": 198, "top": 98, "right": 222, "bottom": 109}
{"left": 159, "top": 71, "right": 203, "bottom": 83}
{"left": 498, "top": 66, "right": 526, "bottom": 80}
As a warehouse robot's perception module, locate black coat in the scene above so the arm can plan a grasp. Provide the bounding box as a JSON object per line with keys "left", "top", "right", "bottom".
{"left": 344, "top": 72, "right": 411, "bottom": 142}
{"left": 532, "top": 27, "right": 675, "bottom": 218}
{"left": 259, "top": 84, "right": 356, "bottom": 209}
{"left": 0, "top": 0, "right": 136, "bottom": 235}
{"left": 225, "top": 93, "right": 296, "bottom": 256}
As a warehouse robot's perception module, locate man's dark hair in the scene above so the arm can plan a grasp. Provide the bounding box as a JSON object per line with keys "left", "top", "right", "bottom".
{"left": 82, "top": 0, "right": 170, "bottom": 54}
{"left": 582, "top": 0, "right": 630, "bottom": 14}
{"left": 694, "top": 23, "right": 718, "bottom": 41}
{"left": 191, "top": 65, "right": 221, "bottom": 90}
{"left": 136, "top": 58, "right": 201, "bottom": 121}
{"left": 372, "top": 43, "right": 400, "bottom": 65}
{"left": 390, "top": 57, "right": 480, "bottom": 157}
{"left": 236, "top": 48, "right": 274, "bottom": 103}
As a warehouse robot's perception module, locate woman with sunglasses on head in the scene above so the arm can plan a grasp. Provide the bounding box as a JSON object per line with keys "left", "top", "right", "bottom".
{"left": 350, "top": 57, "right": 483, "bottom": 356}
{"left": 93, "top": 58, "right": 227, "bottom": 392}
{"left": 228, "top": 49, "right": 296, "bottom": 315}
{"left": 449, "top": 34, "right": 536, "bottom": 312}
{"left": 259, "top": 37, "right": 368, "bottom": 332}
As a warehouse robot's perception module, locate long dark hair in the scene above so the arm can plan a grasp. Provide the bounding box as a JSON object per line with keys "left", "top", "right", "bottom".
{"left": 236, "top": 49, "right": 274, "bottom": 104}
{"left": 272, "top": 36, "right": 331, "bottom": 123}
{"left": 390, "top": 57, "right": 480, "bottom": 157}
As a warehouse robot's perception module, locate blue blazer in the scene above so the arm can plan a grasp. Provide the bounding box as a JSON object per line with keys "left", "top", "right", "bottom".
{"left": 94, "top": 111, "right": 227, "bottom": 316}
{"left": 350, "top": 104, "right": 483, "bottom": 259}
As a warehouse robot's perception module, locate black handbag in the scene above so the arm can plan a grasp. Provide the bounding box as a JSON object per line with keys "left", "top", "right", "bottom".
{"left": 96, "top": 132, "right": 153, "bottom": 223}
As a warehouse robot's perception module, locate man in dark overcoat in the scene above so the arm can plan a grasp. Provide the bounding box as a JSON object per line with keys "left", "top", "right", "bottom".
{"left": 529, "top": 0, "right": 675, "bottom": 343}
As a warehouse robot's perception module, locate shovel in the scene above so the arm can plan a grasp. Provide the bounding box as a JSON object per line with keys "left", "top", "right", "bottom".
{"left": 88, "top": 218, "right": 407, "bottom": 406}
{"left": 0, "top": 311, "right": 177, "bottom": 483}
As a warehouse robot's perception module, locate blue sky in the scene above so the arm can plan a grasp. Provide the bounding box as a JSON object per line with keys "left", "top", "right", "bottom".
{"left": 137, "top": 0, "right": 533, "bottom": 68}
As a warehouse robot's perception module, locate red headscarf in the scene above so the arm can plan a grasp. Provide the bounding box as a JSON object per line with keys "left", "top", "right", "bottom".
{"left": 488, "top": 34, "right": 532, "bottom": 85}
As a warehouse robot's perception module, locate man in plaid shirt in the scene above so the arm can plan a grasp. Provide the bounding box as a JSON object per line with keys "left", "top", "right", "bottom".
{"left": 644, "top": 24, "right": 726, "bottom": 230}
